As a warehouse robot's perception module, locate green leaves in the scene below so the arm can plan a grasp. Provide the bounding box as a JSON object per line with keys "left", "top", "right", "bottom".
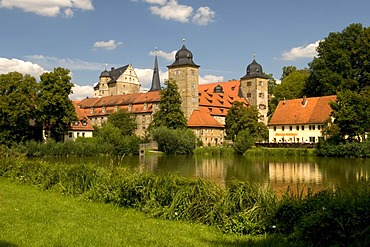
{"left": 150, "top": 79, "right": 187, "bottom": 130}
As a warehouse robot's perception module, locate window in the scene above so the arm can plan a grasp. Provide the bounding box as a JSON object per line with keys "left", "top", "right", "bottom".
{"left": 82, "top": 133, "right": 85, "bottom": 137}
{"left": 289, "top": 126, "right": 293, "bottom": 131}
{"left": 247, "top": 93, "right": 252, "bottom": 97}
{"left": 191, "top": 70, "right": 195, "bottom": 76}
{"left": 282, "top": 126, "right": 285, "bottom": 131}
{"left": 82, "top": 119, "right": 87, "bottom": 126}
{"left": 175, "top": 70, "right": 180, "bottom": 76}
{"left": 259, "top": 81, "right": 264, "bottom": 86}
{"left": 259, "top": 93, "right": 264, "bottom": 98}
{"left": 313, "top": 125, "right": 315, "bottom": 130}
{"left": 259, "top": 104, "right": 266, "bottom": 110}
{"left": 296, "top": 126, "right": 299, "bottom": 130}
{"left": 309, "top": 125, "right": 312, "bottom": 130}
{"left": 247, "top": 81, "right": 252, "bottom": 86}
{"left": 301, "top": 125, "right": 305, "bottom": 130}
{"left": 309, "top": 137, "right": 315, "bottom": 143}
{"left": 273, "top": 126, "right": 276, "bottom": 131}
{"left": 90, "top": 107, "right": 94, "bottom": 114}
{"left": 68, "top": 132, "right": 72, "bottom": 138}
{"left": 143, "top": 103, "right": 147, "bottom": 110}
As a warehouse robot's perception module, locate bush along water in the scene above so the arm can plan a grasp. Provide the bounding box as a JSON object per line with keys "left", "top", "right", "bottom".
{"left": 1, "top": 156, "right": 369, "bottom": 246}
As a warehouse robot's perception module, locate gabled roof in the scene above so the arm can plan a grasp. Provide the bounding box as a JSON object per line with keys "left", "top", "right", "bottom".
{"left": 198, "top": 80, "right": 248, "bottom": 116}
{"left": 108, "top": 65, "right": 129, "bottom": 84}
{"left": 268, "top": 95, "right": 337, "bottom": 126}
{"left": 70, "top": 101, "right": 94, "bottom": 131}
{"left": 188, "top": 110, "right": 224, "bottom": 128}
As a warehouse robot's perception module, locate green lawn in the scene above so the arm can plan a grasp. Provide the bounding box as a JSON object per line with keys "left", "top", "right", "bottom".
{"left": 0, "top": 179, "right": 284, "bottom": 247}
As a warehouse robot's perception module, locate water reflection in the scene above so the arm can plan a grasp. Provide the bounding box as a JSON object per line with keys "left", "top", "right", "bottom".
{"left": 37, "top": 154, "right": 370, "bottom": 191}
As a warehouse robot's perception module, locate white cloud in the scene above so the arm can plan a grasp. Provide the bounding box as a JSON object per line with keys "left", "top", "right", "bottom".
{"left": 0, "top": 57, "right": 47, "bottom": 78}
{"left": 199, "top": 74, "right": 224, "bottom": 84}
{"left": 149, "top": 0, "right": 193, "bottom": 23}
{"left": 144, "top": 0, "right": 167, "bottom": 5}
{"left": 93, "top": 40, "right": 123, "bottom": 51}
{"left": 0, "top": 0, "right": 94, "bottom": 17}
{"left": 192, "top": 6, "right": 215, "bottom": 26}
{"left": 25, "top": 55, "right": 105, "bottom": 71}
{"left": 70, "top": 84, "right": 94, "bottom": 100}
{"left": 149, "top": 49, "right": 176, "bottom": 61}
{"left": 281, "top": 40, "right": 321, "bottom": 61}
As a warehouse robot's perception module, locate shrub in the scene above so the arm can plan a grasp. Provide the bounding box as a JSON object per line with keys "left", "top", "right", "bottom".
{"left": 151, "top": 127, "right": 196, "bottom": 155}
{"left": 233, "top": 129, "right": 255, "bottom": 154}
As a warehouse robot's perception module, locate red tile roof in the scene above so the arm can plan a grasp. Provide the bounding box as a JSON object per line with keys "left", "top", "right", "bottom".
{"left": 70, "top": 101, "right": 94, "bottom": 131}
{"left": 198, "top": 80, "right": 248, "bottom": 117}
{"left": 269, "top": 95, "right": 337, "bottom": 126}
{"left": 188, "top": 110, "right": 224, "bottom": 128}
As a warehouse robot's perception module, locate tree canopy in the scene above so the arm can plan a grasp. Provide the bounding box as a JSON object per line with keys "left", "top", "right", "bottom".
{"left": 304, "top": 23, "right": 370, "bottom": 96}
{"left": 150, "top": 78, "right": 187, "bottom": 130}
{"left": 225, "top": 101, "right": 268, "bottom": 142}
{"left": 107, "top": 109, "right": 137, "bottom": 136}
{"left": 0, "top": 72, "right": 39, "bottom": 144}
{"left": 37, "top": 67, "right": 77, "bottom": 142}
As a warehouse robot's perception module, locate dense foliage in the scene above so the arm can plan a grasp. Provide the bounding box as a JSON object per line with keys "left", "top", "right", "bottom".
{"left": 225, "top": 102, "right": 268, "bottom": 148}
{"left": 303, "top": 23, "right": 370, "bottom": 141}
{"left": 0, "top": 72, "right": 40, "bottom": 145}
{"left": 233, "top": 129, "right": 255, "bottom": 154}
{"left": 38, "top": 68, "right": 77, "bottom": 142}
{"left": 107, "top": 109, "right": 137, "bottom": 136}
{"left": 151, "top": 126, "right": 196, "bottom": 154}
{"left": 0, "top": 68, "right": 77, "bottom": 145}
{"left": 1, "top": 155, "right": 369, "bottom": 246}
{"left": 150, "top": 79, "right": 187, "bottom": 130}
{"left": 315, "top": 139, "right": 370, "bottom": 158}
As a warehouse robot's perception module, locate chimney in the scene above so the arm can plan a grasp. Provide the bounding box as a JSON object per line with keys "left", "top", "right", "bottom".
{"left": 302, "top": 96, "right": 307, "bottom": 106}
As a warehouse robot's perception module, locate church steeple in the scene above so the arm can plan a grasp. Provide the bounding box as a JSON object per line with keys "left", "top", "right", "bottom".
{"left": 149, "top": 48, "right": 161, "bottom": 92}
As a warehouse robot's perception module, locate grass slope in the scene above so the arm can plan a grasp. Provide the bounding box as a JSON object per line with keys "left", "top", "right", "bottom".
{"left": 0, "top": 179, "right": 284, "bottom": 247}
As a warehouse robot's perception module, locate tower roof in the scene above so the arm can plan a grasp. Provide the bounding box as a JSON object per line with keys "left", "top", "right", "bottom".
{"left": 167, "top": 44, "right": 199, "bottom": 68}
{"left": 149, "top": 53, "right": 161, "bottom": 92}
{"left": 241, "top": 58, "right": 268, "bottom": 79}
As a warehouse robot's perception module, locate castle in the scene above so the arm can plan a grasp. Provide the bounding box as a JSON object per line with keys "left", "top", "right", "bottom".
{"left": 72, "top": 44, "right": 269, "bottom": 146}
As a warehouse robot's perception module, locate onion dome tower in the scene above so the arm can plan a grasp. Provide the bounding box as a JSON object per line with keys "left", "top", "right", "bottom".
{"left": 240, "top": 55, "right": 269, "bottom": 124}
{"left": 167, "top": 39, "right": 200, "bottom": 120}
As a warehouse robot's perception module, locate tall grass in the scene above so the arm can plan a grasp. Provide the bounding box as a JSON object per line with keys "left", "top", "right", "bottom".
{"left": 194, "top": 146, "right": 235, "bottom": 156}
{"left": 1, "top": 154, "right": 369, "bottom": 246}
{"left": 245, "top": 147, "right": 315, "bottom": 157}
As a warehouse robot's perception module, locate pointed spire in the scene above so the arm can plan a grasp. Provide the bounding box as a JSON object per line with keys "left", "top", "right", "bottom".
{"left": 149, "top": 47, "right": 161, "bottom": 92}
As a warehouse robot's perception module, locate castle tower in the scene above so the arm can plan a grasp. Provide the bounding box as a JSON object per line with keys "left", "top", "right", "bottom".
{"left": 240, "top": 56, "right": 269, "bottom": 124}
{"left": 93, "top": 68, "right": 111, "bottom": 97}
{"left": 149, "top": 49, "right": 161, "bottom": 92}
{"left": 167, "top": 42, "right": 200, "bottom": 120}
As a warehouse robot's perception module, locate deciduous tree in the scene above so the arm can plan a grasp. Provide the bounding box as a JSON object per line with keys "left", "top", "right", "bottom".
{"left": 37, "top": 68, "right": 77, "bottom": 142}
{"left": 150, "top": 78, "right": 187, "bottom": 129}
{"left": 108, "top": 109, "right": 137, "bottom": 136}
{"left": 0, "top": 72, "right": 39, "bottom": 145}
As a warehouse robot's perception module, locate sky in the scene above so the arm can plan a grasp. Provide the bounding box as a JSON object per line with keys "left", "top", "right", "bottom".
{"left": 1, "top": 0, "right": 370, "bottom": 100}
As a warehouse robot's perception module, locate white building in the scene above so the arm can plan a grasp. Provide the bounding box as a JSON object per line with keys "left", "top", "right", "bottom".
{"left": 268, "top": 95, "right": 337, "bottom": 143}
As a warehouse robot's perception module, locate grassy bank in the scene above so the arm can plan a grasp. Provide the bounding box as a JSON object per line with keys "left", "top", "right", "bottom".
{"left": 1, "top": 178, "right": 283, "bottom": 247}
{"left": 1, "top": 156, "right": 369, "bottom": 246}
{"left": 244, "top": 147, "right": 315, "bottom": 157}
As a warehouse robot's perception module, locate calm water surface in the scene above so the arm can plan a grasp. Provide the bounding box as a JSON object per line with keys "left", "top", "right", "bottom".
{"left": 38, "top": 154, "right": 370, "bottom": 193}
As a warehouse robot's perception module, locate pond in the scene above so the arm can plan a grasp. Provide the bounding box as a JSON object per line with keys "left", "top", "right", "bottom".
{"left": 37, "top": 153, "right": 370, "bottom": 193}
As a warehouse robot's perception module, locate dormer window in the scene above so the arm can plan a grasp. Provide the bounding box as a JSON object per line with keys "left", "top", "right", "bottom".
{"left": 143, "top": 103, "right": 147, "bottom": 110}
{"left": 128, "top": 104, "right": 132, "bottom": 112}
{"left": 90, "top": 107, "right": 94, "bottom": 114}
{"left": 82, "top": 119, "right": 87, "bottom": 126}
{"left": 102, "top": 106, "right": 106, "bottom": 114}
{"left": 74, "top": 121, "right": 79, "bottom": 126}
{"left": 114, "top": 105, "right": 118, "bottom": 112}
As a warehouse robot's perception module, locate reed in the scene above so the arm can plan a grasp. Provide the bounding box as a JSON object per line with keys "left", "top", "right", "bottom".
{"left": 1, "top": 156, "right": 369, "bottom": 246}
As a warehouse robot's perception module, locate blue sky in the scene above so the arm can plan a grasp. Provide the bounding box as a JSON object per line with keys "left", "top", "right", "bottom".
{"left": 1, "top": 0, "right": 369, "bottom": 99}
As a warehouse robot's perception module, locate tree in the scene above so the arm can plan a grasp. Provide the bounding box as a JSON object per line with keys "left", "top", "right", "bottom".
{"left": 37, "top": 68, "right": 77, "bottom": 142}
{"left": 225, "top": 102, "right": 259, "bottom": 141}
{"left": 280, "top": 66, "right": 297, "bottom": 81}
{"left": 304, "top": 23, "right": 370, "bottom": 96}
{"left": 0, "top": 72, "right": 39, "bottom": 145}
{"left": 268, "top": 69, "right": 309, "bottom": 119}
{"left": 150, "top": 78, "right": 187, "bottom": 129}
{"left": 233, "top": 129, "right": 255, "bottom": 154}
{"left": 330, "top": 88, "right": 370, "bottom": 140}
{"left": 107, "top": 109, "right": 137, "bottom": 136}
{"left": 151, "top": 126, "right": 196, "bottom": 154}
